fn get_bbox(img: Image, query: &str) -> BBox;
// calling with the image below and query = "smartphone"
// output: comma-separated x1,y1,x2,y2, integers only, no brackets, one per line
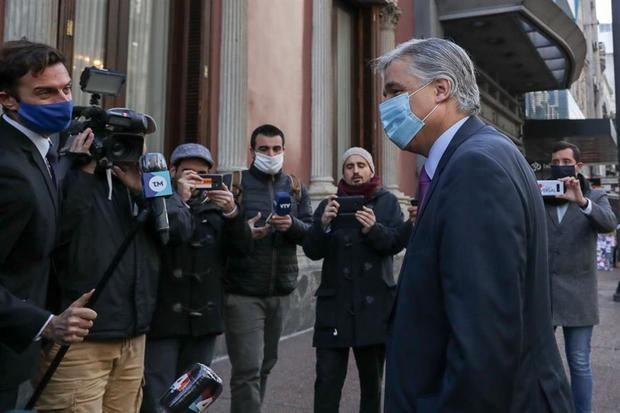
410,198,419,207
537,180,565,197
336,195,365,214
196,173,224,190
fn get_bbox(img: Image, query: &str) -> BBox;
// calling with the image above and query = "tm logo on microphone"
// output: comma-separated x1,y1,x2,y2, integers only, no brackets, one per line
142,171,173,198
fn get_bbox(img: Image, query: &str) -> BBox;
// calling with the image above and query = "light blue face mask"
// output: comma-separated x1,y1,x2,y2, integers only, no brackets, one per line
379,82,439,150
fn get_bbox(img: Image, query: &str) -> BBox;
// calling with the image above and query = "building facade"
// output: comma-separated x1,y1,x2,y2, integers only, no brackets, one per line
1,0,593,337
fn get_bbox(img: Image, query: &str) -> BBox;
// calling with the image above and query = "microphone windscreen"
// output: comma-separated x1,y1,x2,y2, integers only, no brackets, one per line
160,363,223,412
140,152,168,173
273,191,292,216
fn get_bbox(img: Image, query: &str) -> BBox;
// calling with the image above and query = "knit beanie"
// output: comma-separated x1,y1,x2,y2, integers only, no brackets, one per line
341,147,375,173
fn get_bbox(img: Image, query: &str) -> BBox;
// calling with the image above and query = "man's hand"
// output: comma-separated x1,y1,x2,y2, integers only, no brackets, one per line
557,176,587,207
209,184,237,217
42,290,98,345
112,163,142,194
248,212,271,239
321,196,340,227
70,128,96,174
176,170,203,202
356,206,376,234
407,205,418,222
271,214,292,232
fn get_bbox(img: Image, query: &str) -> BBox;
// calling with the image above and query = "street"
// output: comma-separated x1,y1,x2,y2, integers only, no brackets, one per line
209,269,620,412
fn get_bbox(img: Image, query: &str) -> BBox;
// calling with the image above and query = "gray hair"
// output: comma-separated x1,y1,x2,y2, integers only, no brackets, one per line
373,38,480,115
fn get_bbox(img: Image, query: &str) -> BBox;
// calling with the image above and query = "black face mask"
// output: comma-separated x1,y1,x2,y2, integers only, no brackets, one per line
550,165,576,180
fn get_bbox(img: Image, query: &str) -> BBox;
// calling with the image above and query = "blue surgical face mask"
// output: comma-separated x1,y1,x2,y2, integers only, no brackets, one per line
379,82,439,150
17,100,73,135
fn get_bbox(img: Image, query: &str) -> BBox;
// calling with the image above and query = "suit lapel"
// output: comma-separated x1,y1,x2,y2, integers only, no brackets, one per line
559,203,580,227
25,148,58,211
546,205,559,228
2,119,59,211
411,116,487,239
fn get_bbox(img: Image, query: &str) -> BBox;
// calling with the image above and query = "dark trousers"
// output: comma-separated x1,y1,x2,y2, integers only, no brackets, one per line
140,334,218,413
314,344,385,413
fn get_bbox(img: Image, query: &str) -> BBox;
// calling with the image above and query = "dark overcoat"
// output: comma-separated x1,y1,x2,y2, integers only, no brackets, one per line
304,188,410,348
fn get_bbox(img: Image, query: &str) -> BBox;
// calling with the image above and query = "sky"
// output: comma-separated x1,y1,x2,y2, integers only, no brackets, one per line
597,0,612,24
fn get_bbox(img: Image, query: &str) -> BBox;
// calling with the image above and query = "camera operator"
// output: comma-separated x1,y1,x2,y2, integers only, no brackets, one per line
303,147,410,413
0,40,98,411
34,129,192,412
140,143,252,413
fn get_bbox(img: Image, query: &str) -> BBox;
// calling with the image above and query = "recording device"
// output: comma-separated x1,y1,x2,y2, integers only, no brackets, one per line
273,192,292,216
160,363,223,412
337,195,365,214
537,180,565,197
68,66,156,167
140,153,173,245
196,174,224,190
332,195,365,230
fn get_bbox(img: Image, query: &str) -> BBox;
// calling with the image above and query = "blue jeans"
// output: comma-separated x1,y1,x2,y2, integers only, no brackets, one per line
562,326,594,413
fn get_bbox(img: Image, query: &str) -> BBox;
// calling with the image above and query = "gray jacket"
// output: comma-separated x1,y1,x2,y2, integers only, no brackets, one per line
546,184,616,326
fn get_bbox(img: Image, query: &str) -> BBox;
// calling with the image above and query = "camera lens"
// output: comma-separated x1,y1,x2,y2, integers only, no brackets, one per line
110,140,128,158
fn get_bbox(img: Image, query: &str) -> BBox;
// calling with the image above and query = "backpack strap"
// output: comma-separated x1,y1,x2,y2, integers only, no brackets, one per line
231,170,244,204
289,174,302,203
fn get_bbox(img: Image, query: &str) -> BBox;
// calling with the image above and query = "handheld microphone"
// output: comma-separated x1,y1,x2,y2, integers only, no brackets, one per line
159,363,223,413
273,192,292,216
140,153,173,245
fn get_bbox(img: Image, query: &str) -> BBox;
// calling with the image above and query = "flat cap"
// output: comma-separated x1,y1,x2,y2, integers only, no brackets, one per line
170,143,214,167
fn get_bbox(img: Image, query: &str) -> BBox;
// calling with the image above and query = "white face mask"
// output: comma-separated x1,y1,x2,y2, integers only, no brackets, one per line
254,152,284,175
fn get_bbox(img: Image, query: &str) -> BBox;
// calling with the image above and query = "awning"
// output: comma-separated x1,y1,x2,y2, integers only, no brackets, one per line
523,119,618,164
437,0,586,93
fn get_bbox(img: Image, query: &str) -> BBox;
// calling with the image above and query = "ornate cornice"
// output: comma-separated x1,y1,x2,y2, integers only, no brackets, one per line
379,1,402,31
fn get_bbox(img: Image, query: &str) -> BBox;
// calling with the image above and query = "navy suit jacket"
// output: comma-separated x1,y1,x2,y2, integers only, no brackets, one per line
384,116,574,413
0,117,57,387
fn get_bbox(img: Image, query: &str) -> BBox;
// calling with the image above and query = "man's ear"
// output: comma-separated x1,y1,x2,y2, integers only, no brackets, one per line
433,79,452,104
170,165,177,178
0,91,19,111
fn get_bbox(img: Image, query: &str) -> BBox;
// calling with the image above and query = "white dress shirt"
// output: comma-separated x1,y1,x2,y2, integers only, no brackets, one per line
423,116,470,179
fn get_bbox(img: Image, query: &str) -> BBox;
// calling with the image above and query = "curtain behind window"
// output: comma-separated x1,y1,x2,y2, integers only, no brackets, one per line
126,0,170,153
3,0,59,45
72,0,108,106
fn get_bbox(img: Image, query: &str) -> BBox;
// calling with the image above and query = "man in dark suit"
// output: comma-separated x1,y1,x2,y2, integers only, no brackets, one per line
0,40,97,411
374,37,574,412
544,141,616,413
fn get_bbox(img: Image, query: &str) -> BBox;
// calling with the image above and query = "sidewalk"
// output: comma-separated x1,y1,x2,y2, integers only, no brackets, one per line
209,269,620,413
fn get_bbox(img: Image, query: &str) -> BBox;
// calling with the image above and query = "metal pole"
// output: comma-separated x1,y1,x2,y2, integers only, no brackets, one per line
612,0,620,302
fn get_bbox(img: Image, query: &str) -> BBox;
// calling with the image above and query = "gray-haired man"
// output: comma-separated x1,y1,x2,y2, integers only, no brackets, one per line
375,37,574,412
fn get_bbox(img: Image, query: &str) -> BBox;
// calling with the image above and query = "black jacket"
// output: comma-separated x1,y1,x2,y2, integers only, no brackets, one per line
0,118,56,387
303,189,409,348
149,200,252,338
225,165,312,297
56,168,192,340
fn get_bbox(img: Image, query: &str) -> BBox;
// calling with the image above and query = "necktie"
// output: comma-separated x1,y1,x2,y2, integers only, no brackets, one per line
417,165,431,206
46,142,58,188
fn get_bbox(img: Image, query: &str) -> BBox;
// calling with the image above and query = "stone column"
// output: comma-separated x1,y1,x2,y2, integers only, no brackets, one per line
217,0,248,172
309,0,337,204
379,2,404,197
